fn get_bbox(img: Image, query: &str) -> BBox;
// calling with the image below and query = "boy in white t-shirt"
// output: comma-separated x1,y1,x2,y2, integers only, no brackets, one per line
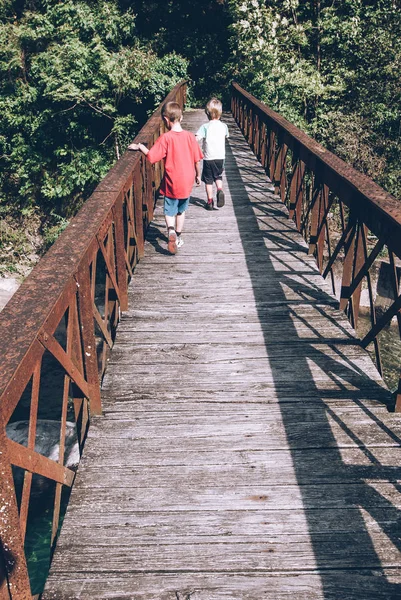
196,97,229,210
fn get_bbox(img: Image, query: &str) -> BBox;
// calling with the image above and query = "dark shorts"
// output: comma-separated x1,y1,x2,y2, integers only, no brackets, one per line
201,159,225,184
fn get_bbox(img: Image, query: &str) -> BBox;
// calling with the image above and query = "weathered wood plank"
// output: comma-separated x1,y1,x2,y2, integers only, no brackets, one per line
56,482,401,511
75,453,401,485
48,507,401,539
97,399,396,425
45,539,401,573
43,571,401,600
84,406,401,449
120,303,354,330
100,391,391,410
103,360,385,391
108,343,375,365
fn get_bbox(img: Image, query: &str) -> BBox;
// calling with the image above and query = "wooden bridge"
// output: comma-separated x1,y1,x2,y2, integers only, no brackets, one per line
1,82,401,599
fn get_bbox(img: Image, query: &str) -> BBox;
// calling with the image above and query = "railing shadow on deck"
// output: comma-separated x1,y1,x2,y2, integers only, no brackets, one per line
226,104,401,597
232,82,401,412
0,81,188,599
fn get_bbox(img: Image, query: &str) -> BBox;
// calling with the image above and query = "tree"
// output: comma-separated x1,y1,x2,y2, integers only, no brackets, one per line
0,0,188,218
226,0,401,199
126,0,232,103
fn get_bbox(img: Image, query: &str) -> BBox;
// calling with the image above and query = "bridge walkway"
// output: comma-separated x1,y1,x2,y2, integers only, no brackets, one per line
43,110,401,599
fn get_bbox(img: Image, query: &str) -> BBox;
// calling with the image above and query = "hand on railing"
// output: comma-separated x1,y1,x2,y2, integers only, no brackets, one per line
128,142,149,156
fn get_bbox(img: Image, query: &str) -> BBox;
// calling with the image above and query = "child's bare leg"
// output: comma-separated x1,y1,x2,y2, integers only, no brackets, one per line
165,215,176,230
176,211,185,234
216,179,225,208
205,183,214,210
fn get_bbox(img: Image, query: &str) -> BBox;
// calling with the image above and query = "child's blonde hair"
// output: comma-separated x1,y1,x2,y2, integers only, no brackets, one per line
205,97,222,120
162,101,182,123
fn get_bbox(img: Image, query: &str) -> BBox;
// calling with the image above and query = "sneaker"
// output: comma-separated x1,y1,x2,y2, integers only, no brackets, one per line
167,230,177,254
176,236,184,249
216,189,225,208
205,201,214,211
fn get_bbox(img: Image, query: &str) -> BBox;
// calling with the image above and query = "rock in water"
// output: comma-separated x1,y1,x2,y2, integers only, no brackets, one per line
6,419,80,470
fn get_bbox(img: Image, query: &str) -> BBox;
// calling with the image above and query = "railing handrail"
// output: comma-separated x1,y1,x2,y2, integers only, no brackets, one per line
232,82,401,258
0,80,188,403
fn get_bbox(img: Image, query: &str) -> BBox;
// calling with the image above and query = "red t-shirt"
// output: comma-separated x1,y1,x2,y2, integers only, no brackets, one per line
147,129,203,199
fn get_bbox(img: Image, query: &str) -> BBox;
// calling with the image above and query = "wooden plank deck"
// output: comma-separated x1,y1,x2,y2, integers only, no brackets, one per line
43,110,401,599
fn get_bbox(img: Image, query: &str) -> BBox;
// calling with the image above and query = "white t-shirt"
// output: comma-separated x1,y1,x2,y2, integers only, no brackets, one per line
196,120,229,160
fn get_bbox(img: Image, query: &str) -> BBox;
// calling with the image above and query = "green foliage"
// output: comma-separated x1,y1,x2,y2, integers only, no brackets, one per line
225,0,401,200
226,0,353,126
0,210,41,276
0,0,188,224
145,53,191,108
41,211,69,251
127,0,232,104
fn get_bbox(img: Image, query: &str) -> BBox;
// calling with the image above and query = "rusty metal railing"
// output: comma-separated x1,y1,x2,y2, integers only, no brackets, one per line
0,80,187,599
232,82,401,412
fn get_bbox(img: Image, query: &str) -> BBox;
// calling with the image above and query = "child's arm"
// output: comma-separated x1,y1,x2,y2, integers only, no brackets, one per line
127,142,149,156
195,124,206,141
195,161,201,186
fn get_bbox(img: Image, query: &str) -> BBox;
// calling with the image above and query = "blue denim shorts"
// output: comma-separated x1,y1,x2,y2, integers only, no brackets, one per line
164,196,189,217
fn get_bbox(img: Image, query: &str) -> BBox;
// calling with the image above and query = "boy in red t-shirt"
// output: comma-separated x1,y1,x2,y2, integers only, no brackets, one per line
128,101,203,254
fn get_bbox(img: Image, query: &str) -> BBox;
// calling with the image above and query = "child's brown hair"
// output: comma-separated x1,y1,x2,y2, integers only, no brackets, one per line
162,101,182,123
205,97,222,120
